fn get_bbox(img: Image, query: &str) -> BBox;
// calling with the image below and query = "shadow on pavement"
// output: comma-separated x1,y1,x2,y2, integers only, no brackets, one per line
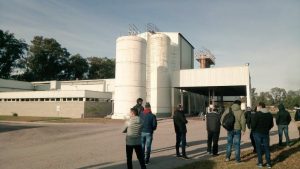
0,123,42,133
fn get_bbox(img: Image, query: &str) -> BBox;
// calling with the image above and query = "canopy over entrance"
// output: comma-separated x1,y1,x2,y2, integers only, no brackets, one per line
172,65,251,106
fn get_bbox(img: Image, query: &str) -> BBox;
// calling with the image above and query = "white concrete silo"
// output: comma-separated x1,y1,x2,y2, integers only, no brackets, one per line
112,36,147,119
149,33,171,117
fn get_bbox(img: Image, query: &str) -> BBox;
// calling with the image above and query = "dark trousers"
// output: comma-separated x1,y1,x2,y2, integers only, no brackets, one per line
250,130,256,152
207,131,220,154
126,145,146,169
175,132,187,156
253,132,271,165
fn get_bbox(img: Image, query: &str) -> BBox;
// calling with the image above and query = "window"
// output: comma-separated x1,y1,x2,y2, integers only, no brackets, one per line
30,98,34,101
56,98,60,101
40,98,45,101
67,98,72,101
63,98,67,101
79,98,83,101
73,98,78,101
50,98,55,101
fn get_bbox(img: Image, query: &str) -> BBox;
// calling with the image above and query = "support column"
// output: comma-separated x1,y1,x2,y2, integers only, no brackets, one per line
246,85,251,107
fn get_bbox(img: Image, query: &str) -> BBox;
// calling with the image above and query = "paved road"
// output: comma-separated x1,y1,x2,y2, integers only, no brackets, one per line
0,118,298,169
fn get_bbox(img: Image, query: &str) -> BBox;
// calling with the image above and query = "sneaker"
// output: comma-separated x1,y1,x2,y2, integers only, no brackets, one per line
176,154,182,158
257,163,263,168
145,161,150,165
267,164,272,168
225,158,230,162
212,154,219,157
181,155,190,160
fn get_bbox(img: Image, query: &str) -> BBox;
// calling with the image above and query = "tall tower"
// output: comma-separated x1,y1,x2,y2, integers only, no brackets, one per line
195,48,215,68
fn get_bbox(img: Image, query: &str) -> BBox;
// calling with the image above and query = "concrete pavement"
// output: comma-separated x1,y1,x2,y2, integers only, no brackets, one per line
0,118,299,169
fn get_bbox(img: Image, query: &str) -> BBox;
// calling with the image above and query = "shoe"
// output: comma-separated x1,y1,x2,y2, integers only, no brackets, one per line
225,158,230,162
267,164,272,168
181,155,190,159
207,151,212,155
176,154,182,158
145,161,150,165
257,163,263,168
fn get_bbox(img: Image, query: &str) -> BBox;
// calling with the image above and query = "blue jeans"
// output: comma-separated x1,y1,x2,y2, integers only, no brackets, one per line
278,125,290,145
141,132,153,162
253,132,271,165
226,130,241,162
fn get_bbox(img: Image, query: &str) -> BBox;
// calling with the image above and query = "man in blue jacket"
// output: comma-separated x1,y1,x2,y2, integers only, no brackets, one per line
140,102,157,165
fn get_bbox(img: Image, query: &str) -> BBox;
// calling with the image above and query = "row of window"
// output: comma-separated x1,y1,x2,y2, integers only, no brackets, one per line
0,98,108,102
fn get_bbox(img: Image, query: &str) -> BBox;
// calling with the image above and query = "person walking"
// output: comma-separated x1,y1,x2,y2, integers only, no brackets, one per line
244,107,257,153
295,104,300,140
134,98,144,116
173,104,189,159
140,102,157,165
251,102,274,168
123,108,146,169
206,107,221,156
275,103,291,146
221,100,246,163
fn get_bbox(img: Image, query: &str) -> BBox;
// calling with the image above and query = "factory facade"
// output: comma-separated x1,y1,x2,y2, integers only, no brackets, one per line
0,32,251,119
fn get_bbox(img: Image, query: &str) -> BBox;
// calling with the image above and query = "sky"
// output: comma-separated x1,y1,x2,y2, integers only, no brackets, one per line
0,0,299,91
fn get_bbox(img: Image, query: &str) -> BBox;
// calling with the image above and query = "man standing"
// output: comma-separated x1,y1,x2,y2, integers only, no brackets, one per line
206,107,221,156
173,104,189,159
123,108,146,169
221,100,246,163
276,103,291,146
251,102,274,168
134,98,144,116
244,107,256,153
140,102,157,165
295,104,300,140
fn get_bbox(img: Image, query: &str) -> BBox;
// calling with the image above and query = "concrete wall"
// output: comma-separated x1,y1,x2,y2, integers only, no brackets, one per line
0,79,33,92
0,101,112,118
0,102,85,118
84,102,112,118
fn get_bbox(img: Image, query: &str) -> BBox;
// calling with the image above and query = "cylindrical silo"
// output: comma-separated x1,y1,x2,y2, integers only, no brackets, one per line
112,36,147,119
149,33,171,116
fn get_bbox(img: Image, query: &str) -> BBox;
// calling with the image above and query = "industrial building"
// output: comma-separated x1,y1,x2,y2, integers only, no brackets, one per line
0,31,251,119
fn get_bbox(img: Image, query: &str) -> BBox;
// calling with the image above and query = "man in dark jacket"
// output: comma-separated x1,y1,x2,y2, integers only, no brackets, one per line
295,104,300,140
173,104,189,159
140,102,157,165
251,102,274,168
244,107,256,153
134,98,144,116
275,104,291,146
206,107,221,156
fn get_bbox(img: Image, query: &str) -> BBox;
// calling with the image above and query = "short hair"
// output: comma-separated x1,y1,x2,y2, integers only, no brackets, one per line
233,100,241,105
137,98,143,102
178,104,182,108
145,102,151,108
258,102,266,108
130,108,138,116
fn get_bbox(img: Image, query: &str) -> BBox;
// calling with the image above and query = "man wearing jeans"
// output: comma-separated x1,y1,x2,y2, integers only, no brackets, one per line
140,102,157,165
173,104,189,159
123,108,146,169
276,104,291,146
251,102,274,168
221,100,246,163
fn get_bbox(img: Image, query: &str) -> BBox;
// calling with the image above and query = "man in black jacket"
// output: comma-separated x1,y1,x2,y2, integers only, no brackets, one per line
276,104,291,146
244,107,256,153
295,104,300,140
206,107,221,156
134,98,144,116
173,104,189,159
251,102,274,168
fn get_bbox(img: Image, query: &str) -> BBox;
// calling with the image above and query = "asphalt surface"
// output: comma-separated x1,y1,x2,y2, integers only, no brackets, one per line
0,118,299,169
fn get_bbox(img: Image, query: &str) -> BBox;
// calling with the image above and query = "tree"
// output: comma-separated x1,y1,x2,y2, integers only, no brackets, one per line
68,54,89,80
26,36,70,81
0,30,28,79
88,57,115,79
270,87,287,105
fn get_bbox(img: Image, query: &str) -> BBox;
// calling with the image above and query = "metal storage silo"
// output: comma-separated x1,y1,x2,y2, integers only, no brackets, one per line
112,36,147,119
149,33,171,116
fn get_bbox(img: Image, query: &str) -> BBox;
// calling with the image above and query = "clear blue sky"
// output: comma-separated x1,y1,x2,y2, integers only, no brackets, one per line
0,0,299,91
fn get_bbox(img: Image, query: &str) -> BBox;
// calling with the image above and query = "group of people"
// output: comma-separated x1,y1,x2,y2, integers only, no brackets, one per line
123,98,157,169
123,98,300,169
